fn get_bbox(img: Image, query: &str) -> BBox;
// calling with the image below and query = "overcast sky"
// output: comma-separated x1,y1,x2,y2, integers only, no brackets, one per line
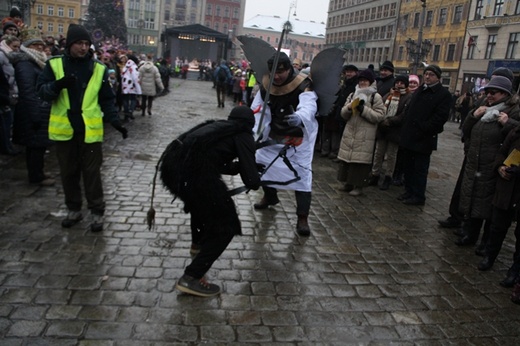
244,0,329,24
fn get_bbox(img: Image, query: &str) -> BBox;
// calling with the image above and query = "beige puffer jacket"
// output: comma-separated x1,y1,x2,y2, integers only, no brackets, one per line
337,84,385,164
138,61,163,96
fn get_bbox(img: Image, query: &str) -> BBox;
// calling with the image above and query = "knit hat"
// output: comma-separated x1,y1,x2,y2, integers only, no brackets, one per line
20,28,44,47
343,64,358,72
10,6,22,19
3,21,18,35
358,69,375,84
228,105,255,129
395,74,409,88
492,67,514,82
409,74,420,85
267,52,292,71
66,24,92,49
108,69,116,74
424,64,442,79
484,76,512,95
380,60,394,72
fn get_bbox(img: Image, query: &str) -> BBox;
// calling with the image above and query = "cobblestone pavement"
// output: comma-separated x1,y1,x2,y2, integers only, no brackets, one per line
1,79,519,345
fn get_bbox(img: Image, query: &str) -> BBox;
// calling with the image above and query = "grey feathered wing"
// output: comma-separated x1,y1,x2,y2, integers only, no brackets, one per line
237,35,276,83
310,47,346,116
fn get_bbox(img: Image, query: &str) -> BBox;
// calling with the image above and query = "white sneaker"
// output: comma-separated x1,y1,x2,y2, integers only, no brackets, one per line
349,187,363,196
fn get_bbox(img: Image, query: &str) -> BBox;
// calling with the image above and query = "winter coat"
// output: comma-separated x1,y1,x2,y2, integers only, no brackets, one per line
376,74,395,98
138,61,163,96
121,59,141,95
459,96,520,219
337,84,385,164
10,48,51,148
377,88,413,143
400,83,452,154
0,46,18,103
492,125,520,211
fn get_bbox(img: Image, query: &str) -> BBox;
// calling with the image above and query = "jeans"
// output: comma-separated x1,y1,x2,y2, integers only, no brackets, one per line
122,94,136,115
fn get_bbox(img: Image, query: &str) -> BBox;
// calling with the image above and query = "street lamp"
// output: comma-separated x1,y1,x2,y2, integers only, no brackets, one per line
406,0,431,74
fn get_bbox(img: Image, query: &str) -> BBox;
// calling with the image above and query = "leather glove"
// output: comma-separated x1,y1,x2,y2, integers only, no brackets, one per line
284,114,302,127
55,76,77,90
256,163,266,173
506,165,520,177
111,121,128,139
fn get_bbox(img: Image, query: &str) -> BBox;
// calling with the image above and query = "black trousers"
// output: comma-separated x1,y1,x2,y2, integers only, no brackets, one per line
485,207,520,274
55,136,105,215
448,157,466,222
141,95,154,112
263,186,312,215
216,83,226,105
402,148,431,202
26,146,46,183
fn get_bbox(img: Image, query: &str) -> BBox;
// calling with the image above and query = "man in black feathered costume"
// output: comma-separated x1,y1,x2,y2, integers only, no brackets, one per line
160,106,260,297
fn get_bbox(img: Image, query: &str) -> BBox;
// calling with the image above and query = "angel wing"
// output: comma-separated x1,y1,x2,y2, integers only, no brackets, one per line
310,48,346,116
237,35,276,83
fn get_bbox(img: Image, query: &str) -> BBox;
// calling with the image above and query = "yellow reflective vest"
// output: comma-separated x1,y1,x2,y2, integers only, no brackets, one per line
247,71,256,88
48,57,105,143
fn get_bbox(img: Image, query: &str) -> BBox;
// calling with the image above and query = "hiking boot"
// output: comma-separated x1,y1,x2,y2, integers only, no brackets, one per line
367,174,379,186
88,214,103,233
61,211,83,228
379,176,392,190
176,274,221,297
254,195,280,210
296,214,311,236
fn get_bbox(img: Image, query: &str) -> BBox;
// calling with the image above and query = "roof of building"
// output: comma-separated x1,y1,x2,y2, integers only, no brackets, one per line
244,15,325,38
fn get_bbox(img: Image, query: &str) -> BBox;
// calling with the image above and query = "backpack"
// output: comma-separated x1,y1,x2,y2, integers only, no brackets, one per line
217,67,227,84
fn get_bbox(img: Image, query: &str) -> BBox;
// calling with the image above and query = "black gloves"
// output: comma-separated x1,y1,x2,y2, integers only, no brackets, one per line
356,99,365,114
55,76,76,90
506,165,520,177
111,121,128,139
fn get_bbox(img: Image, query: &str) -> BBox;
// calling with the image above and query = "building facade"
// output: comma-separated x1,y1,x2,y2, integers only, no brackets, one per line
242,15,326,65
28,0,82,38
326,0,399,70
392,0,469,91
458,0,520,94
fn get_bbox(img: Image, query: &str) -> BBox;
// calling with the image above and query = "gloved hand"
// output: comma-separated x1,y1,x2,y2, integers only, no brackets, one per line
55,76,77,90
356,99,365,115
284,114,302,127
256,163,266,173
111,121,128,139
506,165,520,177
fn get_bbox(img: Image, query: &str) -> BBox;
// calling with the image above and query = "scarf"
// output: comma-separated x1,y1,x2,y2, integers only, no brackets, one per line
0,40,14,54
20,45,47,69
480,103,508,123
384,87,407,118
352,84,377,104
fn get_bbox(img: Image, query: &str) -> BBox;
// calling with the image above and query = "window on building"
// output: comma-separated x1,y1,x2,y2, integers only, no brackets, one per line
216,5,221,17
387,25,393,39
376,5,382,19
397,46,404,60
233,8,239,19
453,5,463,23
475,0,484,19
516,0,520,15
485,34,497,59
207,4,212,15
506,32,519,59
401,14,408,31
36,4,43,15
48,22,54,32
467,36,478,59
58,7,64,17
425,10,433,26
48,5,54,16
224,6,229,18
438,8,447,25
446,44,456,61
37,21,43,30
192,0,197,7
214,23,219,31
68,8,74,18
164,10,170,21
413,12,420,28
432,45,441,61
390,3,396,16
383,4,389,17
493,0,504,16
58,24,63,33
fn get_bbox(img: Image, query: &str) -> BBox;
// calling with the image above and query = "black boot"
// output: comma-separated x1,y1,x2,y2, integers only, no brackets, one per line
500,270,519,287
478,255,496,271
254,186,279,210
379,176,392,190
296,213,311,236
455,218,480,246
368,174,379,186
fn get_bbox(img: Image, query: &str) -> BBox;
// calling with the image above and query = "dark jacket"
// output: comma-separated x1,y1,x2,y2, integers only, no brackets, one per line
400,83,452,154
460,96,520,219
10,50,52,148
376,74,395,98
0,69,9,107
492,126,520,211
36,50,119,134
377,88,413,143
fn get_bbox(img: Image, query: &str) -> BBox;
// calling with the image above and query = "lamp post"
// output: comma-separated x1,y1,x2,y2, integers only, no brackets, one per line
406,0,431,75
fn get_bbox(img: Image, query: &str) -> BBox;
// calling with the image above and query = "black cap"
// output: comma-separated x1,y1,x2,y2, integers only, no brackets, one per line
424,64,442,79
395,74,409,88
66,24,92,49
9,6,22,18
380,60,394,72
358,69,375,84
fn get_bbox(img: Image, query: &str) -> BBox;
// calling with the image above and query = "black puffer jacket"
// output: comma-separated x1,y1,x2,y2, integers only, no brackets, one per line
459,96,520,219
10,49,52,148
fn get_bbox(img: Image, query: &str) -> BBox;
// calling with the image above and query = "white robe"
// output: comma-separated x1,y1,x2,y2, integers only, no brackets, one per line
251,90,318,192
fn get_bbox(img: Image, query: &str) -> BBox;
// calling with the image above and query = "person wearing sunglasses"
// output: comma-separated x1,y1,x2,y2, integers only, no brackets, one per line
455,76,520,255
